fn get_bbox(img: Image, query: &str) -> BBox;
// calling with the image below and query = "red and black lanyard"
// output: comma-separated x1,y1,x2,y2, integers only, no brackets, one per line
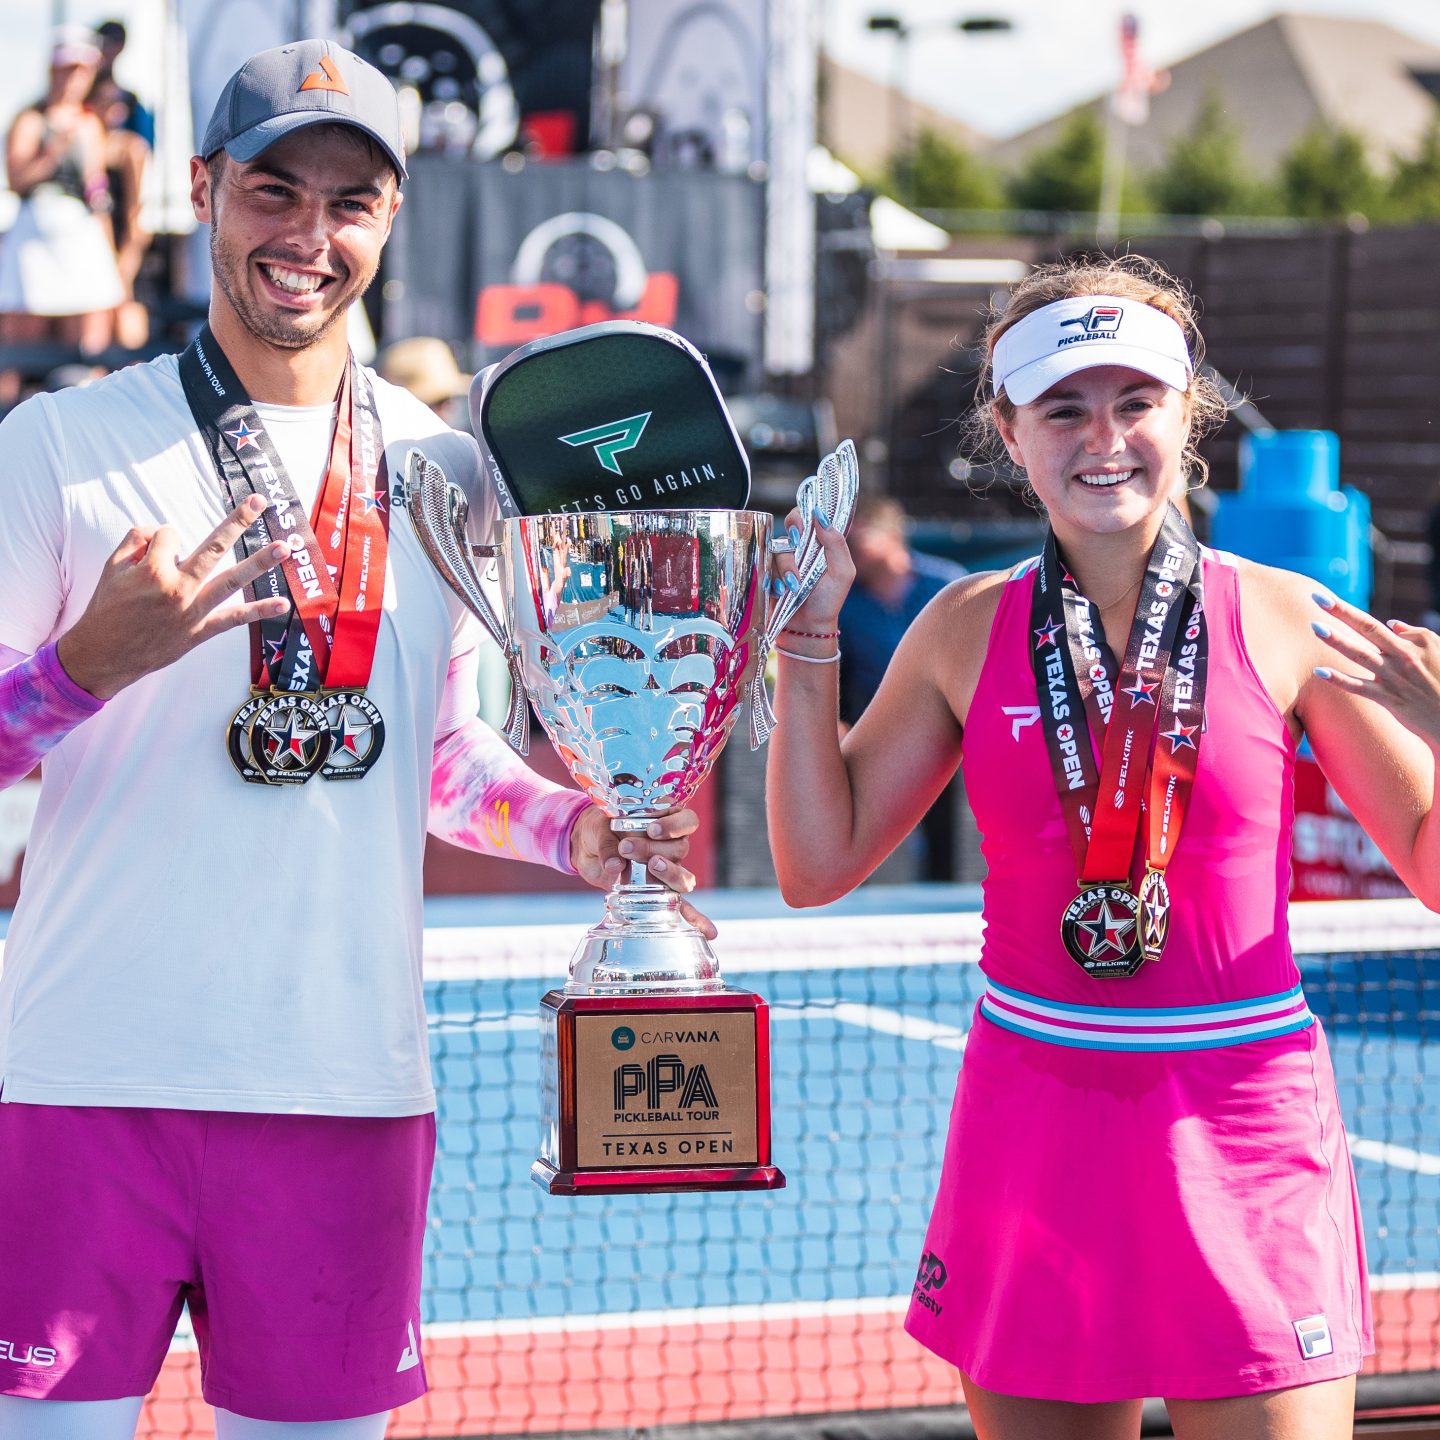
1028,505,1208,975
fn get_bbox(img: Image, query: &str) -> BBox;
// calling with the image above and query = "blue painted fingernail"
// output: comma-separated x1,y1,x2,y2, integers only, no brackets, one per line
1313,591,1335,609
785,572,801,593
1311,621,1331,639
773,577,788,597
788,525,801,547
1315,666,1333,679
816,509,832,528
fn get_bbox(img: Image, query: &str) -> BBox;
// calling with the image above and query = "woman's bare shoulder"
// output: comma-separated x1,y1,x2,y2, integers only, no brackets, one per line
915,567,1011,636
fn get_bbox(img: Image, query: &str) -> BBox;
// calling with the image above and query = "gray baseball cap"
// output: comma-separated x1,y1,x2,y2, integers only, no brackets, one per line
201,39,407,180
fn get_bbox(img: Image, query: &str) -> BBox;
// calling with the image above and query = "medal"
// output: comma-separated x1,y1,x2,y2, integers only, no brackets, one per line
247,692,330,785
1060,884,1144,977
182,329,392,787
226,691,272,785
1137,868,1171,963
320,690,386,780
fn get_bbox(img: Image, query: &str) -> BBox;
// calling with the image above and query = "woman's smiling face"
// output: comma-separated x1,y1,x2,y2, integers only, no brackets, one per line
996,364,1192,538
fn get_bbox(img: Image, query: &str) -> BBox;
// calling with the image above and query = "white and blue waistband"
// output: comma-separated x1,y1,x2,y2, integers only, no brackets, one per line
980,979,1316,1052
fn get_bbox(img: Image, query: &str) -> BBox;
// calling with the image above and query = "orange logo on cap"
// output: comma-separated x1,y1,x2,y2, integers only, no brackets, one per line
299,55,348,94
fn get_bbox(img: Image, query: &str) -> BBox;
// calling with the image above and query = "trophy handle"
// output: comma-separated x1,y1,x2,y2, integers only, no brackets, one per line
746,439,860,750
401,448,531,754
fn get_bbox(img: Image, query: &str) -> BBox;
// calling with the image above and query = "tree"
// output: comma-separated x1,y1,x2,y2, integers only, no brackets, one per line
1149,92,1258,215
886,126,1003,212
1279,125,1381,219
1006,110,1118,215
1388,116,1440,221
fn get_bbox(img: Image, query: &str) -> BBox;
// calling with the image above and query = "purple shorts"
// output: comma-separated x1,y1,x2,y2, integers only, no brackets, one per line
0,1100,435,1422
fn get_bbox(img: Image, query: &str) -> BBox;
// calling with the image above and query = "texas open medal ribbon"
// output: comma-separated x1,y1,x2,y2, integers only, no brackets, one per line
1030,505,1206,977
179,327,389,784
314,362,390,781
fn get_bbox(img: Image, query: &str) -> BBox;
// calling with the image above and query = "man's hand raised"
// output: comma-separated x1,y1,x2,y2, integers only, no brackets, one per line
56,495,293,700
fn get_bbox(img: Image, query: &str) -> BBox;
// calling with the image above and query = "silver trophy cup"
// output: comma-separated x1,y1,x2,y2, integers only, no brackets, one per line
405,442,858,1192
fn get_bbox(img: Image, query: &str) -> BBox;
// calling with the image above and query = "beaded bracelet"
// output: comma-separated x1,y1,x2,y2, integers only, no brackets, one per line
782,627,839,640
775,645,841,665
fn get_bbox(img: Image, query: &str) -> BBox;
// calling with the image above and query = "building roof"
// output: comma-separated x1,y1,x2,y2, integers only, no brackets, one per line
987,12,1440,177
819,54,990,176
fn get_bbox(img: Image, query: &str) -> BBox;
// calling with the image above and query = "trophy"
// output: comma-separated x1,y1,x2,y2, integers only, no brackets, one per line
405,321,858,1194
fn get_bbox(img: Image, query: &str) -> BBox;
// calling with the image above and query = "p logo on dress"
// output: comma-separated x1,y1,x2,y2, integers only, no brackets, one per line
1293,1314,1334,1359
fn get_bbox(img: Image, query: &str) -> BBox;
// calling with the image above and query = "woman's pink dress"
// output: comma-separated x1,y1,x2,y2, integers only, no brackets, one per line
903,551,1373,1400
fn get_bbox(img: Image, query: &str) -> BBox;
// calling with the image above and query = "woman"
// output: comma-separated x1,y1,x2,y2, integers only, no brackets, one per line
767,255,1440,1439
0,27,126,396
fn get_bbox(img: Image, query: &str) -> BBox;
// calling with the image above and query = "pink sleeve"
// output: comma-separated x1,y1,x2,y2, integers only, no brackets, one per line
429,648,591,874
0,642,105,788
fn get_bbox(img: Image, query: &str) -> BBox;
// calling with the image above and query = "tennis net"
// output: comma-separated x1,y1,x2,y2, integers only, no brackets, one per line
122,895,1439,1437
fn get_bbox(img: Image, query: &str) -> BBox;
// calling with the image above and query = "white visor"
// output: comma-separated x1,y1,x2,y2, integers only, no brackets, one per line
992,295,1193,405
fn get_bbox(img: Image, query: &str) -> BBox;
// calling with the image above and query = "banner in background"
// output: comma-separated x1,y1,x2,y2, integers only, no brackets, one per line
384,157,764,388
1290,753,1407,901
616,0,766,172
341,0,599,156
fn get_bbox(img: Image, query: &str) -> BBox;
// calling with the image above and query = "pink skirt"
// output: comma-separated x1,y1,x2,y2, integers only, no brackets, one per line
904,1005,1373,1400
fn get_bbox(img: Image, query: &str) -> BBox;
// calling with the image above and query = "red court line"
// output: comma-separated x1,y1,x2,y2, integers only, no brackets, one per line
138,1291,1440,1439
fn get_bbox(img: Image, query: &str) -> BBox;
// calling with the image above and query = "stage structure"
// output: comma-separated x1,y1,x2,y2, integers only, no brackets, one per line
337,0,819,385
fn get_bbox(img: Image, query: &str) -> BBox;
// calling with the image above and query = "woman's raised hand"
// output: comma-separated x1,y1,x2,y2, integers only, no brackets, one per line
772,507,856,634
1312,592,1440,750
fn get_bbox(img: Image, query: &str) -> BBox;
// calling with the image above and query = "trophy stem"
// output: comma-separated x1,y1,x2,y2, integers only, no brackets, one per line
565,879,725,995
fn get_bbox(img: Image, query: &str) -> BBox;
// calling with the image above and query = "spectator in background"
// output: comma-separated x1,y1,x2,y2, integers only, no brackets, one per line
94,22,155,147
838,494,965,880
378,335,473,430
88,20,153,350
0,28,125,404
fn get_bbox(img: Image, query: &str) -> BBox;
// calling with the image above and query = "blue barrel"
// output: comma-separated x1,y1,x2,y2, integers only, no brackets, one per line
1211,430,1371,609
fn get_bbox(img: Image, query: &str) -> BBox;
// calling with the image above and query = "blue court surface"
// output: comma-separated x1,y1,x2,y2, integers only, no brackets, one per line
417,890,1440,1351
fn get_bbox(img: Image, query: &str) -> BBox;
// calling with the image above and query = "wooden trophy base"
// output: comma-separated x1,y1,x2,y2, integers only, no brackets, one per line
534,988,785,1195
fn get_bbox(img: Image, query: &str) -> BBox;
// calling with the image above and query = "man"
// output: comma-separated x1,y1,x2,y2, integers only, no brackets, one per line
0,40,703,1440
838,496,965,881
93,21,155,146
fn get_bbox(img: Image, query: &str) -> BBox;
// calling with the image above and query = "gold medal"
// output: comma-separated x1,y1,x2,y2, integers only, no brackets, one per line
1137,868,1171,963
226,690,271,785
1060,883,1145,978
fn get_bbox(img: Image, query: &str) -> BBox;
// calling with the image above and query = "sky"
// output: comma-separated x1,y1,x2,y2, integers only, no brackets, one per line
5,0,1440,157
822,0,1440,139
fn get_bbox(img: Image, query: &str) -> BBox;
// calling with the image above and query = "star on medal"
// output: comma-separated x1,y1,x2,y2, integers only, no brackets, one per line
356,491,386,515
332,705,372,757
265,709,321,767
1122,676,1158,707
1077,898,1137,959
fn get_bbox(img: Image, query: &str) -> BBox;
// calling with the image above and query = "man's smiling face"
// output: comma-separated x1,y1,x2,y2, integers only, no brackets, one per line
194,124,401,354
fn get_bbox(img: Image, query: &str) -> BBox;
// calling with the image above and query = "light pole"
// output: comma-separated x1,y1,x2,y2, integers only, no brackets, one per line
865,14,1012,204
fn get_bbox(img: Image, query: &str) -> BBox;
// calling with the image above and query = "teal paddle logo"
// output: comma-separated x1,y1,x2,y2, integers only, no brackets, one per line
558,412,652,475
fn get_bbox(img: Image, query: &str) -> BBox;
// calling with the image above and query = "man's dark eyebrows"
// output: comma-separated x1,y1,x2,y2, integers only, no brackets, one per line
241,162,384,200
